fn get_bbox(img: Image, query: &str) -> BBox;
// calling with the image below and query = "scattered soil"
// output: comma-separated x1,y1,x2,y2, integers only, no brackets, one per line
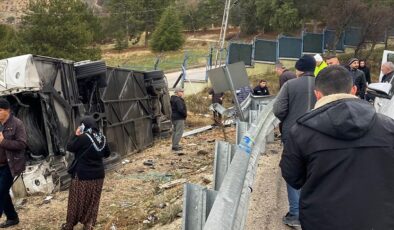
6,117,235,230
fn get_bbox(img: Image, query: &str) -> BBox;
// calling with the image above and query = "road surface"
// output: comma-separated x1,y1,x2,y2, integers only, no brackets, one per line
246,142,300,230
165,67,208,88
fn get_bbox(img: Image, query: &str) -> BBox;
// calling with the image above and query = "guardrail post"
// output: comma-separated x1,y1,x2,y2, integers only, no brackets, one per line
213,141,236,191
249,110,259,124
266,130,275,143
182,183,218,230
236,121,248,145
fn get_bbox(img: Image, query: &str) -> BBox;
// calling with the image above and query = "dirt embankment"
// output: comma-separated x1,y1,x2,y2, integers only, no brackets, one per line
6,122,235,230
6,123,300,230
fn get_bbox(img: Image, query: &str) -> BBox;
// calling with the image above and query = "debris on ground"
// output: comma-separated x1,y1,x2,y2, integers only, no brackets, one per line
15,198,27,206
122,159,131,164
175,151,185,156
159,179,187,190
42,195,53,204
143,159,155,166
202,175,213,184
197,149,209,155
110,223,117,230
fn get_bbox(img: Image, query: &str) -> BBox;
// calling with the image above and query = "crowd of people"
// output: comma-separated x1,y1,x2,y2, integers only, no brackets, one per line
273,54,394,229
192,53,394,229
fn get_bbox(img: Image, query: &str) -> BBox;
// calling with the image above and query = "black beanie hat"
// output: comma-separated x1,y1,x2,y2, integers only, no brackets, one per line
0,98,10,110
295,55,316,72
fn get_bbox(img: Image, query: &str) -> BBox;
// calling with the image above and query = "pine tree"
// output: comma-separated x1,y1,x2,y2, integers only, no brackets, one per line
150,7,185,52
105,0,141,49
270,1,300,34
240,0,258,35
0,24,19,59
105,0,174,48
19,0,101,61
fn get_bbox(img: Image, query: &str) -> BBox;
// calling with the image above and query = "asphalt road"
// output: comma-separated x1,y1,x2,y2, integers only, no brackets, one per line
165,67,208,88
246,142,300,230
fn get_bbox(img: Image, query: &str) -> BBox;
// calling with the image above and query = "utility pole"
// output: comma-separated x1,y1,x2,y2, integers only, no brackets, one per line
214,0,232,67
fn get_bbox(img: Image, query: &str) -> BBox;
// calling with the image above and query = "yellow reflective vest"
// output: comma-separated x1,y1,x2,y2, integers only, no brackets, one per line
314,61,328,77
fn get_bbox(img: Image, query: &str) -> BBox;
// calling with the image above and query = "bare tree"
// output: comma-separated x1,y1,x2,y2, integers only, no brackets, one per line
354,4,392,58
322,0,365,53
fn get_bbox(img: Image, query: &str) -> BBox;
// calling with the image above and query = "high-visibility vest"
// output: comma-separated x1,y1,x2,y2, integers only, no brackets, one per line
314,61,328,77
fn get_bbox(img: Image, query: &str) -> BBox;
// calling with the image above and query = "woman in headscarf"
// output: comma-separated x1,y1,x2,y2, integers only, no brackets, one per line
62,116,110,230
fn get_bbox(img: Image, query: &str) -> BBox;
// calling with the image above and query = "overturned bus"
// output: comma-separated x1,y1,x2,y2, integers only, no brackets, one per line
0,54,172,195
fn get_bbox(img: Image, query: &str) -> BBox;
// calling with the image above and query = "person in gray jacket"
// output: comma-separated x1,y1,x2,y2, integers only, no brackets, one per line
273,55,317,227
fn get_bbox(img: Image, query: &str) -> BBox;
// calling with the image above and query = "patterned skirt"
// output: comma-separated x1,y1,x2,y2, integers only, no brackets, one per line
62,178,104,230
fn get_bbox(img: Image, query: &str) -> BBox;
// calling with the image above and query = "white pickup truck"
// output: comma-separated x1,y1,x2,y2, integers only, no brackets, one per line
367,50,394,119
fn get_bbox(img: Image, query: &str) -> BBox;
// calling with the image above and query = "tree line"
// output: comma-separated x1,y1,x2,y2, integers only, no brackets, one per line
0,0,184,60
1,0,394,61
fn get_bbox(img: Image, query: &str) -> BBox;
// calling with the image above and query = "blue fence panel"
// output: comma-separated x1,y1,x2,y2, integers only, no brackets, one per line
324,29,345,51
303,32,323,54
227,43,253,66
253,39,278,63
388,28,394,37
344,27,362,47
278,36,302,59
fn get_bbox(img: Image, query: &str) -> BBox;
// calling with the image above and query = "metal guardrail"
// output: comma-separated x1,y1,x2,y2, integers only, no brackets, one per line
182,95,279,230
213,141,236,191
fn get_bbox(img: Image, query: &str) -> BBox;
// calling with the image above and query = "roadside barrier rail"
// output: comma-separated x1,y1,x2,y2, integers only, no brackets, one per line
182,95,279,230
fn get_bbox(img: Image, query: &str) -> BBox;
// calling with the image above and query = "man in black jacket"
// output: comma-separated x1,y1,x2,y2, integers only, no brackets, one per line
347,58,367,99
280,65,394,230
253,80,270,96
170,88,187,151
208,88,224,125
273,55,317,227
359,59,371,84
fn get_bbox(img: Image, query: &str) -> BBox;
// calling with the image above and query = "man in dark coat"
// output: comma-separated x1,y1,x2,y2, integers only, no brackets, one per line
208,88,224,125
273,55,317,227
0,98,26,228
346,58,367,99
275,62,296,137
253,80,270,96
359,59,371,84
280,65,394,230
275,63,296,89
381,61,394,83
170,88,187,151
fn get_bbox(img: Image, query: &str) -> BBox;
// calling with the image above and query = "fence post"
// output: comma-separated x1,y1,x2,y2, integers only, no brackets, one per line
213,141,236,191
